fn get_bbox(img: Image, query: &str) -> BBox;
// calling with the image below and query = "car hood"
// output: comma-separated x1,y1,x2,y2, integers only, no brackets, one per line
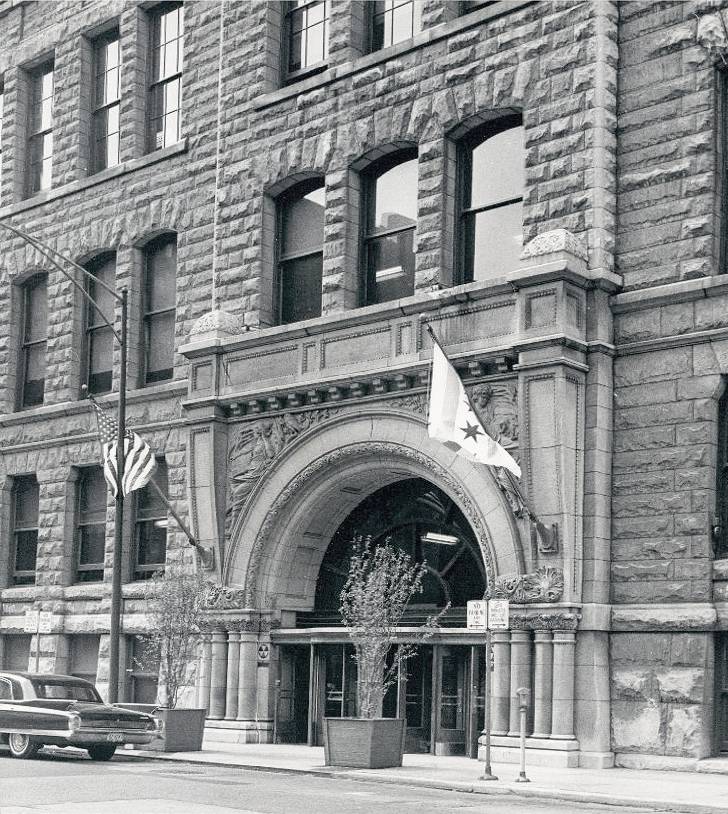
21,699,156,721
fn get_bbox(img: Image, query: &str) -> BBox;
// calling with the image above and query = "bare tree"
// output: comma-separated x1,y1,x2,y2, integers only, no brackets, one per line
141,564,208,709
340,537,446,719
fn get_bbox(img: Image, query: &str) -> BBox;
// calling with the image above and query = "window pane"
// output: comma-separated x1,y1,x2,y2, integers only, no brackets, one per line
146,241,177,310
137,522,167,566
469,126,524,209
79,468,107,521
70,636,99,682
15,529,38,572
468,201,523,281
88,257,116,323
24,278,47,342
79,525,106,567
280,253,322,324
306,22,326,65
24,343,46,401
15,479,39,527
146,311,175,381
282,186,325,255
138,462,167,519
4,636,31,670
372,158,417,233
368,228,415,303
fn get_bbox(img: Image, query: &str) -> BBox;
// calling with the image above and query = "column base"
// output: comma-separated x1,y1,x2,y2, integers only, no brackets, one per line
579,750,615,769
205,719,273,744
482,735,580,767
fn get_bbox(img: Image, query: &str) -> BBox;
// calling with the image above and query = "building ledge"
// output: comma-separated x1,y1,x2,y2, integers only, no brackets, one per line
0,140,187,218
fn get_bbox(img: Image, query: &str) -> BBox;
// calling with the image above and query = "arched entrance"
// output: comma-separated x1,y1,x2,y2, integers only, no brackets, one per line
275,476,490,756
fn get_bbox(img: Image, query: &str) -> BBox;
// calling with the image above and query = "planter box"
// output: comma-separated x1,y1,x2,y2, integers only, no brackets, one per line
115,705,206,752
323,717,406,769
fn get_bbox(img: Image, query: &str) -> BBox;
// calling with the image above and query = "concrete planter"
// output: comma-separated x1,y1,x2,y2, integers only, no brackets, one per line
323,717,406,768
151,708,207,752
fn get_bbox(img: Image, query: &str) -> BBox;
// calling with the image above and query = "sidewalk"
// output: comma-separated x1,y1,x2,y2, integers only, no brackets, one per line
123,740,728,814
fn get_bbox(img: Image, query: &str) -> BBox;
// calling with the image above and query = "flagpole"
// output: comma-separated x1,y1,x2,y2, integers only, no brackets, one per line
108,288,127,704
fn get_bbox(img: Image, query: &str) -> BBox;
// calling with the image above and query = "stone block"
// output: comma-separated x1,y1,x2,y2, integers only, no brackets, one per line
614,348,692,387
611,701,663,753
664,705,702,756
611,633,671,664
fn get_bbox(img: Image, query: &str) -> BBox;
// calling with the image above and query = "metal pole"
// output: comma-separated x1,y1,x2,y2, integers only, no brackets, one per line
34,611,40,673
481,629,497,780
515,687,530,783
107,288,128,704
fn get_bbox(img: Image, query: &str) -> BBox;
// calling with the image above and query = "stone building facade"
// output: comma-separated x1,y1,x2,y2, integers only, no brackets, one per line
0,0,727,770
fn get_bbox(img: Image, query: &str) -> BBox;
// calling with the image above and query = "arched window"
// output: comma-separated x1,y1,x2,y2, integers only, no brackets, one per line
362,150,418,305
19,273,47,408
277,179,325,324
142,234,177,385
314,478,485,615
82,252,115,395
458,117,524,283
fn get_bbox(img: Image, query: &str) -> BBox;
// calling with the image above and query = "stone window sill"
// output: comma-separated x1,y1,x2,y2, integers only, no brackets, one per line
0,140,188,219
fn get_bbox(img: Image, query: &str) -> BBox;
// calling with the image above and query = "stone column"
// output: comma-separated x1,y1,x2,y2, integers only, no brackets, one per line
532,630,553,738
551,630,576,739
209,629,228,720
508,630,532,735
197,632,213,712
237,632,258,721
225,630,241,720
491,630,511,736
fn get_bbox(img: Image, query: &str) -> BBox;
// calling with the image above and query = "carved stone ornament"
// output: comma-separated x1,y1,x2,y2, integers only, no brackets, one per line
509,613,579,631
486,567,564,603
189,309,244,339
468,382,518,447
520,229,588,262
696,11,728,66
204,582,246,610
226,408,340,534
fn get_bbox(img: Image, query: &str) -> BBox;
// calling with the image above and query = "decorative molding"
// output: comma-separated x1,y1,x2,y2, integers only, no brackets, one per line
225,408,341,534
468,381,518,446
520,229,588,262
509,612,579,631
416,298,515,351
487,567,564,603
204,583,246,610
244,442,504,606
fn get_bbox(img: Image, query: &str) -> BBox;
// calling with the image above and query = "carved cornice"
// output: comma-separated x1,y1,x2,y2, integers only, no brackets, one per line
204,582,246,610
486,567,564,603
509,612,579,631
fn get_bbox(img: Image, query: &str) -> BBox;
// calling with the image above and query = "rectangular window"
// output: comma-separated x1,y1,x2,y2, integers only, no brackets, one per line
19,275,47,408
91,32,121,173
27,62,54,195
148,3,183,152
134,459,167,579
284,1,328,80
83,254,115,395
143,236,176,384
12,476,39,586
127,635,159,703
76,467,107,583
69,635,100,684
371,1,422,51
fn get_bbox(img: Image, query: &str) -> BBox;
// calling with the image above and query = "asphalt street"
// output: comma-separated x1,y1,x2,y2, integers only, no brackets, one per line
0,750,694,814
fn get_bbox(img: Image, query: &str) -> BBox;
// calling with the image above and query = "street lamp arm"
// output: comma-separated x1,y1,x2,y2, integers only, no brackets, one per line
0,220,123,345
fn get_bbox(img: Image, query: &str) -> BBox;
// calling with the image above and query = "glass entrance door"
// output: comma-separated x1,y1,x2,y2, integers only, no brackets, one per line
403,647,432,753
435,645,468,755
313,643,357,746
275,645,310,744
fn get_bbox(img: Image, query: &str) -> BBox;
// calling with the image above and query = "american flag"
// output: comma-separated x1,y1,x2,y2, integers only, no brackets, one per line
91,399,156,498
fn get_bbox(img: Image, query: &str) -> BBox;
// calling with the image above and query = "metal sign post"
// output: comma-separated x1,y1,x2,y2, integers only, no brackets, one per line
467,600,498,781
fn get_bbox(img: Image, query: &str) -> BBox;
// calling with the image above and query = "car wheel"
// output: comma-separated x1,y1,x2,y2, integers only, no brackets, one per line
8,733,40,759
87,744,116,761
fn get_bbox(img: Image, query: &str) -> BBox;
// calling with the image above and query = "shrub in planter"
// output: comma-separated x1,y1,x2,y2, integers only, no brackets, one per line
136,563,208,752
324,537,445,768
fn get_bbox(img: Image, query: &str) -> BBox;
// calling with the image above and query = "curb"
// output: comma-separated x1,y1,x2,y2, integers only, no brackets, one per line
121,752,724,814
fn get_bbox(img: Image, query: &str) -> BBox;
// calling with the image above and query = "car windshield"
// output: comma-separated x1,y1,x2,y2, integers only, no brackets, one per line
31,681,101,702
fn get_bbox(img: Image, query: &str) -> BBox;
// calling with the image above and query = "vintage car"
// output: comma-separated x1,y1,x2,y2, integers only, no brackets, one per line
0,671,161,760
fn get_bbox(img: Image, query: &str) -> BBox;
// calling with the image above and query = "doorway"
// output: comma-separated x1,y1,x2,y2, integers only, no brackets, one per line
717,633,728,753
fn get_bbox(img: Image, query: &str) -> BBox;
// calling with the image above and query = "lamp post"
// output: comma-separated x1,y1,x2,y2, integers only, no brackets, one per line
0,220,127,703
